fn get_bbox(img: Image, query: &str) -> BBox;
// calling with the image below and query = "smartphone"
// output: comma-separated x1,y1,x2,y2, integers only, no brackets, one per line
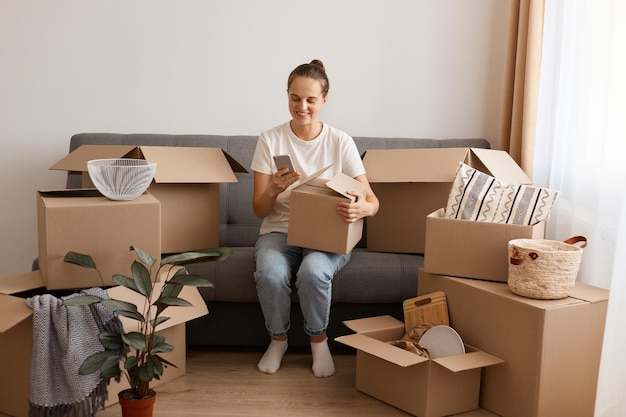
273,154,295,173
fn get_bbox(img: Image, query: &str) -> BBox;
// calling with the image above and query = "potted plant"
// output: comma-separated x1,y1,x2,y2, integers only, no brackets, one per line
62,245,231,416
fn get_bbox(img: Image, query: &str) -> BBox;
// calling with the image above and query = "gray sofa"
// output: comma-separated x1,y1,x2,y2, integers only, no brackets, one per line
61,133,490,348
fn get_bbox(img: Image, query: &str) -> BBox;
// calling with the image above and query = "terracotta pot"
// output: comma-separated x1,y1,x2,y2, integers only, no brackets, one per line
118,389,157,417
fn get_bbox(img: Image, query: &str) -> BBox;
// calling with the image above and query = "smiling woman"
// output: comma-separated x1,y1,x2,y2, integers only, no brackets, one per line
250,59,380,378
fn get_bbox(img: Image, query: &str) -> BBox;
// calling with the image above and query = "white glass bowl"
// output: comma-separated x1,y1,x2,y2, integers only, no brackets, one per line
87,158,156,201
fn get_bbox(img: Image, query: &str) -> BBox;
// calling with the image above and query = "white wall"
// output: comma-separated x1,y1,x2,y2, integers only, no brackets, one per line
0,0,511,276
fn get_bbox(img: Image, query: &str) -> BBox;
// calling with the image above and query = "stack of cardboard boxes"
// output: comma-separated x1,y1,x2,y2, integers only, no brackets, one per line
334,148,609,417
0,145,246,417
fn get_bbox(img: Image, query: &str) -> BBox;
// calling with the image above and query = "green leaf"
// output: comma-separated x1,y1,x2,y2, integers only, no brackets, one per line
138,362,156,382
112,274,138,292
79,350,117,375
161,247,233,266
161,281,183,299
61,295,103,306
155,354,178,369
152,341,174,354
122,332,148,351
131,260,152,298
158,296,192,308
115,309,145,322
64,251,97,269
167,273,214,288
151,316,171,328
98,331,124,350
100,299,144,323
124,356,139,370
146,354,164,376
128,367,140,389
131,246,156,268
100,355,123,379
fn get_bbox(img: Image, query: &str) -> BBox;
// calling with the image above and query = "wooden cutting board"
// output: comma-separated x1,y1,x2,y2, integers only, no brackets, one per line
403,291,450,332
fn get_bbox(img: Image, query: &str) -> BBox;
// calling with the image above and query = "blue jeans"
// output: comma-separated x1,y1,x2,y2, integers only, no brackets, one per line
254,232,352,337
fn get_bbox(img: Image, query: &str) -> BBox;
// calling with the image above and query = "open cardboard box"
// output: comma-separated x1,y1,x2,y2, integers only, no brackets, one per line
288,166,366,254
37,190,161,290
336,315,502,417
418,270,609,417
362,147,531,254
423,208,545,282
50,144,247,253
0,269,208,417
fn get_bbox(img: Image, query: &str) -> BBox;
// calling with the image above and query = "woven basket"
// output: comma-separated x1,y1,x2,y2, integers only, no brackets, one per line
508,236,587,299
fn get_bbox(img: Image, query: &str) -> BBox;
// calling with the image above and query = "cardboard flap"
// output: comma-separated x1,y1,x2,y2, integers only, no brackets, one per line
0,295,33,333
298,165,333,186
433,349,504,372
0,271,44,333
469,148,531,184
0,271,46,295
106,277,208,332
363,148,469,183
140,146,238,184
342,315,404,333
49,145,137,171
341,315,406,342
325,172,367,201
223,152,249,174
335,333,429,367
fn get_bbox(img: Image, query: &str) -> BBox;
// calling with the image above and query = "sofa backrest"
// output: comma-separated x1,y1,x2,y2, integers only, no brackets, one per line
66,133,490,248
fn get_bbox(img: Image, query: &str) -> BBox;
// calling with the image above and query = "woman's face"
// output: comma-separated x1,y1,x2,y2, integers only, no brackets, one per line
288,76,327,128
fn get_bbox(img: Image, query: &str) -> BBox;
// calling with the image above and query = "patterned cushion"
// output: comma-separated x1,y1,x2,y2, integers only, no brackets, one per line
445,162,558,225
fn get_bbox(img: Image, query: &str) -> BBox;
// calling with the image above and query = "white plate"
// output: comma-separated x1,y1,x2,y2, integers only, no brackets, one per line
419,325,465,359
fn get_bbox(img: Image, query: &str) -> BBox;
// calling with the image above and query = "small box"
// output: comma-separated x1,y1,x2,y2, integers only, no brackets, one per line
37,190,162,289
336,315,502,417
50,145,247,253
423,208,545,282
288,167,366,254
0,269,208,416
363,147,531,254
418,270,609,417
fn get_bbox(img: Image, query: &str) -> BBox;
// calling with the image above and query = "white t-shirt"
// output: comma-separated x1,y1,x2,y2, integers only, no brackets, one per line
251,121,366,234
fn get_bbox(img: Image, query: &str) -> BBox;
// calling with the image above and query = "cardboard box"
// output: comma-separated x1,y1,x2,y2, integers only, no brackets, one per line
418,270,609,417
0,272,42,417
0,269,208,417
288,167,366,254
50,144,247,253
336,315,502,417
363,148,531,253
423,208,545,282
37,190,161,289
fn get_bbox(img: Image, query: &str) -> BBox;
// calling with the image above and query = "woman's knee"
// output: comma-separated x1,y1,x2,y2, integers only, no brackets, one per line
254,263,291,287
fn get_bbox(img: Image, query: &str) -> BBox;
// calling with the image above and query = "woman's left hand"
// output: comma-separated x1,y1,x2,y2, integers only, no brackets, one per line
337,191,372,223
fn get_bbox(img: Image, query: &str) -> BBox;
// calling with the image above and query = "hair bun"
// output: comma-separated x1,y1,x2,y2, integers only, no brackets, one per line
309,59,325,72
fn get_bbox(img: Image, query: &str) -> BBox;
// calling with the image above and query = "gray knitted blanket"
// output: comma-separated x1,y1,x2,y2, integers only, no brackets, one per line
26,287,124,417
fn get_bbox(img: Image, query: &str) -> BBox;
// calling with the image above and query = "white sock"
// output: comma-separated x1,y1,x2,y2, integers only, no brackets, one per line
311,338,335,378
257,339,288,374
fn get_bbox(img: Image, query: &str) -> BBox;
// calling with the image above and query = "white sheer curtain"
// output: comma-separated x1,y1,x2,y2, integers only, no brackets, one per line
533,1,626,416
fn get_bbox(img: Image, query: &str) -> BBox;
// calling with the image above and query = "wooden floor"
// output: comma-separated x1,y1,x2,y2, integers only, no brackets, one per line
92,346,497,417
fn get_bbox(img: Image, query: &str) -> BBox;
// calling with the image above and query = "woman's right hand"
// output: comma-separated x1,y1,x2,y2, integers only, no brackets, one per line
272,168,301,193
252,169,301,219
